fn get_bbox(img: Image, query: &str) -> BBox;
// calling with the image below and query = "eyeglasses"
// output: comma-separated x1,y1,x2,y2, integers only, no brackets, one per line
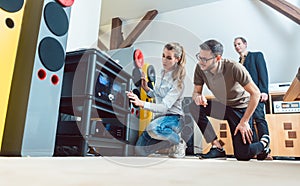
195,53,215,63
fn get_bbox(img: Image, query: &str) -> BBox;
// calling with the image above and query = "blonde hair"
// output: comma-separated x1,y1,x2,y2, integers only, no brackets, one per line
164,42,186,89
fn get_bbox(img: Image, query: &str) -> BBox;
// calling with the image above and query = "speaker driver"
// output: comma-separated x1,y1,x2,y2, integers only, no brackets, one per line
44,2,69,36
38,37,65,72
132,67,142,87
0,0,24,12
147,64,155,83
181,97,196,155
183,114,192,125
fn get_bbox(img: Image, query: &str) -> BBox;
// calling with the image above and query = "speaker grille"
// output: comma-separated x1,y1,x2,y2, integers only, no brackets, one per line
181,97,195,155
44,2,69,36
0,0,24,12
38,37,65,71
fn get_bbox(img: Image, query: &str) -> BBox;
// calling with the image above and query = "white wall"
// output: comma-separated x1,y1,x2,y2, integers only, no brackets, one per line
100,0,300,97
66,0,102,51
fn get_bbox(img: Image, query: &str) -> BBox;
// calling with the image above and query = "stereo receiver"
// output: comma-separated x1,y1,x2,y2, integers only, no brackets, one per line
273,101,300,114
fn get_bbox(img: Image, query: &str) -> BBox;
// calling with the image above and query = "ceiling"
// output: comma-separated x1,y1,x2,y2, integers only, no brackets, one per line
100,0,221,26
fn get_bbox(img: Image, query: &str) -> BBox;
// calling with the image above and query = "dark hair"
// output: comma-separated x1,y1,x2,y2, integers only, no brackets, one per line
200,39,223,56
234,36,247,44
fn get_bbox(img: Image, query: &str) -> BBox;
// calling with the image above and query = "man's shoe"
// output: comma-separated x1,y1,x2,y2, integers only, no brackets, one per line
257,134,271,160
265,153,273,160
253,153,273,160
200,147,226,159
257,148,273,160
168,139,186,158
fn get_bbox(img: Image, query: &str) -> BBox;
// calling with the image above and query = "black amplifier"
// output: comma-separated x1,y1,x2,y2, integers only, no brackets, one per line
60,48,131,117
90,118,125,140
94,72,126,108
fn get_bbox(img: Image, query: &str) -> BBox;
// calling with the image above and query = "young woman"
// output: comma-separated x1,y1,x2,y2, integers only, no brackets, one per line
127,42,187,158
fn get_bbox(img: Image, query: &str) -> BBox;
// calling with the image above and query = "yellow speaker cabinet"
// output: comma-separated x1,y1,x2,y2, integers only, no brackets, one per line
139,63,155,135
0,0,26,148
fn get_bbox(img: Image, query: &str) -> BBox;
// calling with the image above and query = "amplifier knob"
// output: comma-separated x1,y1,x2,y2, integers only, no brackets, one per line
108,94,114,101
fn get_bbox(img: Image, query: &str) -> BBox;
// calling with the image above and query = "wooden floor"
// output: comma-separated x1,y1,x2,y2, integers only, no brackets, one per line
1,156,300,186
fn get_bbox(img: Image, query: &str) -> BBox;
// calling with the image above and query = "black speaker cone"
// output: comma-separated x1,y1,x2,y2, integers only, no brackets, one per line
130,89,140,108
147,65,156,83
39,37,65,72
0,0,24,12
44,2,69,36
132,68,142,87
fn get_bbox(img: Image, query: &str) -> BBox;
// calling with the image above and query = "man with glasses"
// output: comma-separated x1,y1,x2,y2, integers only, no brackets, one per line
189,39,271,161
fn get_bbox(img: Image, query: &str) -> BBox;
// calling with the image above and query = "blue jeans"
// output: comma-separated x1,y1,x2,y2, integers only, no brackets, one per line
189,101,264,161
135,115,183,156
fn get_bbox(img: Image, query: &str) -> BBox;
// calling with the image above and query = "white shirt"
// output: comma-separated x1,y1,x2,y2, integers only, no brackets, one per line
143,69,184,117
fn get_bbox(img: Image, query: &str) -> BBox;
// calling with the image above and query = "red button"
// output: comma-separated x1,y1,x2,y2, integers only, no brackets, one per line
56,0,74,7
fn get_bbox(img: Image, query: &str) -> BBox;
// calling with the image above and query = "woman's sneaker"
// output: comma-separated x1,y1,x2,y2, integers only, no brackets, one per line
168,139,186,158
200,147,226,159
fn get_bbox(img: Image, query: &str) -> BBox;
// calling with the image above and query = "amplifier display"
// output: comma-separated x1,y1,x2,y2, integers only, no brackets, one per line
273,101,300,114
95,72,126,108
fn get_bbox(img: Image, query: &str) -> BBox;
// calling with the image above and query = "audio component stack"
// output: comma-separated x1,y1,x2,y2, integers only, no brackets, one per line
58,48,132,156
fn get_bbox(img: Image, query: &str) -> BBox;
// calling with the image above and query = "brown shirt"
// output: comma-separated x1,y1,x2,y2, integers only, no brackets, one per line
193,59,252,108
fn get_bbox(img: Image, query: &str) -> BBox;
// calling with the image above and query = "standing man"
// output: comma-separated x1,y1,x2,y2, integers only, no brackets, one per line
234,37,272,160
189,39,270,161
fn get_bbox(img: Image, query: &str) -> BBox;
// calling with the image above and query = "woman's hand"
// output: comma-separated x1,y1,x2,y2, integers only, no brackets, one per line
141,72,150,92
126,91,145,108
